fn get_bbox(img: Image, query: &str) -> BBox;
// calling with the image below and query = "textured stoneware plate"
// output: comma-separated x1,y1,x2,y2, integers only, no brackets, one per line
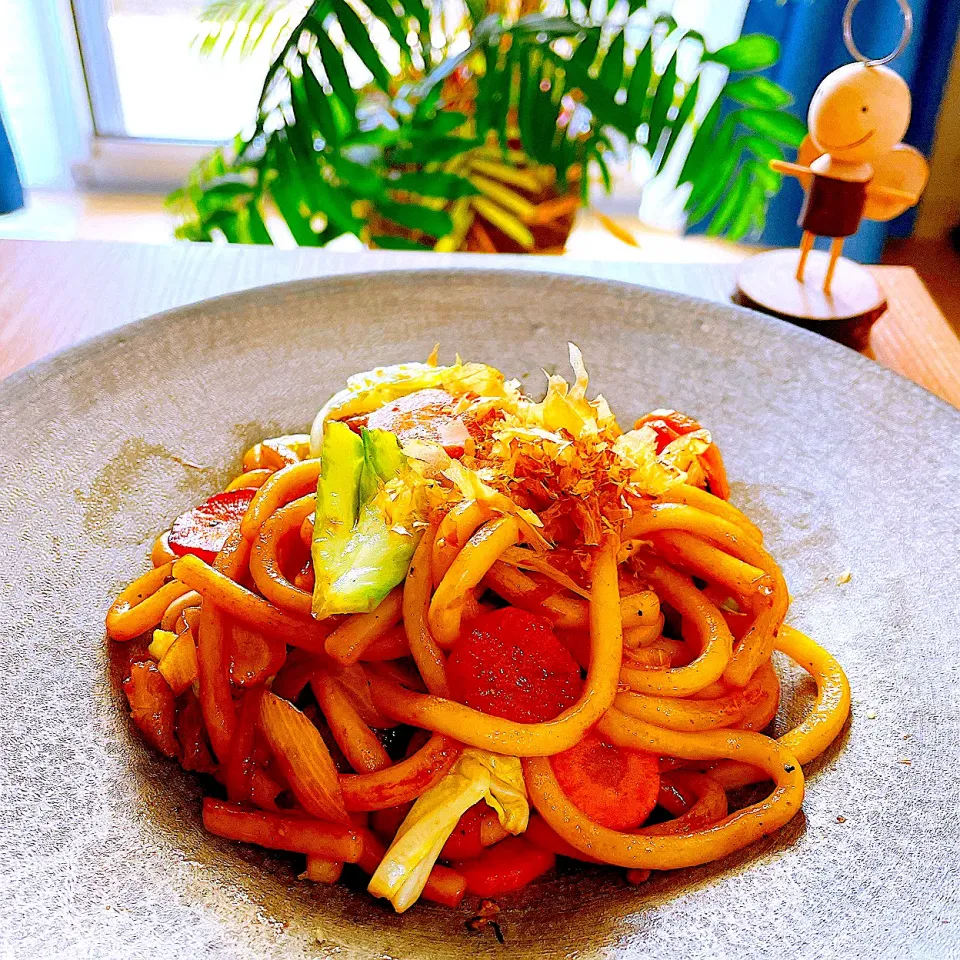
1,270,958,960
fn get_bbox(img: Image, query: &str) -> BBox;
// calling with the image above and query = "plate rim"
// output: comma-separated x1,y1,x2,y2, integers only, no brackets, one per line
2,268,957,425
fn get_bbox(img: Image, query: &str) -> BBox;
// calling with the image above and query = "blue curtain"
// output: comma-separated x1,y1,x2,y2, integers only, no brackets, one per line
0,110,24,215
738,0,960,263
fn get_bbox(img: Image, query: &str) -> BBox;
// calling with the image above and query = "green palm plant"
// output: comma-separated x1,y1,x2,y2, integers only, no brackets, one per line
169,0,805,250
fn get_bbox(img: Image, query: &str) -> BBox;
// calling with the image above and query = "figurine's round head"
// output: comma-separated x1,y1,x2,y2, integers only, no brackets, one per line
808,62,911,163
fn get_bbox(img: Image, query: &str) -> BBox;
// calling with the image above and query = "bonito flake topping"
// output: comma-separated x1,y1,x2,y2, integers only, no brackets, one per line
314,344,710,547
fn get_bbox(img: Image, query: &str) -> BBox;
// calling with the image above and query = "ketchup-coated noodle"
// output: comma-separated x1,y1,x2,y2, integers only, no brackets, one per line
107,352,850,913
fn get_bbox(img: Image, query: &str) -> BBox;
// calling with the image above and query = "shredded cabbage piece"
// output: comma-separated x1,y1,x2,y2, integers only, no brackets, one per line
311,422,428,617
612,427,684,495
659,429,712,486
367,749,529,913
496,546,592,600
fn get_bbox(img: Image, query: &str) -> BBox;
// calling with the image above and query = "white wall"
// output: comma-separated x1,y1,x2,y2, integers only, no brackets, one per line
0,0,91,187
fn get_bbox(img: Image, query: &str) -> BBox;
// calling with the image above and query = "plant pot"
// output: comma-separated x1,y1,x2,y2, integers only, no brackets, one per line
368,156,581,255
465,182,580,255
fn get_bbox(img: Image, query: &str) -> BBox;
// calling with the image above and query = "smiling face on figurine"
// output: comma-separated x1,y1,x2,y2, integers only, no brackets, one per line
807,62,911,164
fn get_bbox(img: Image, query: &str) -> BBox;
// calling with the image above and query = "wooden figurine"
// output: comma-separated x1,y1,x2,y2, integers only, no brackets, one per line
772,61,929,294
735,0,929,349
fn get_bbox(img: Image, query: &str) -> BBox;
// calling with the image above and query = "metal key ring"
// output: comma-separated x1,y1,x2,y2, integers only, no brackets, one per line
843,0,913,65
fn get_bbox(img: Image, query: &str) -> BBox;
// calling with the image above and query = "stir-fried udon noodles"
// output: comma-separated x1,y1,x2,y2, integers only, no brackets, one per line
107,346,850,912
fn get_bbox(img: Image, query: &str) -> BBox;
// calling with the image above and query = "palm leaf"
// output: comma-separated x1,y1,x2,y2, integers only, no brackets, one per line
372,234,433,250
735,107,806,147
414,15,499,98
752,162,782,193
646,49,677,157
472,196,535,249
469,174,537,220
625,36,652,127
390,135,483,165
390,170,479,198
725,75,794,110
195,177,255,218
283,103,364,234
179,0,794,248
590,0,609,23
310,174,365,232
686,117,737,220
726,167,765,241
194,0,308,58
598,29,625,94
555,48,634,132
706,164,750,236
704,34,780,71
469,159,542,192
289,67,325,143
305,18,358,114
464,0,486,28
569,30,600,74
412,111,469,139
360,0,408,51
494,46,516,153
331,0,391,90
532,60,564,167
376,198,454,237
689,150,738,225
238,204,274,243
591,141,612,192
328,152,384,195
267,136,323,244
516,46,540,162
677,94,721,187
740,134,784,164
473,43,497,134
656,73,698,173
307,59,356,144
513,14,588,37
241,4,283,56
395,0,428,35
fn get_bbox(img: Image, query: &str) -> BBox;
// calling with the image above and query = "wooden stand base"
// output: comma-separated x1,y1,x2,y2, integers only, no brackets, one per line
735,249,887,351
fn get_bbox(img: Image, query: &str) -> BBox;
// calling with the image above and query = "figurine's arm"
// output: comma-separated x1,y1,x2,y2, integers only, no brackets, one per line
769,160,811,178
866,183,918,204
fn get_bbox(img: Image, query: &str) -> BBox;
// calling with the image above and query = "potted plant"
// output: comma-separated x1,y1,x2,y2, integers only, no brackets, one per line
170,0,805,252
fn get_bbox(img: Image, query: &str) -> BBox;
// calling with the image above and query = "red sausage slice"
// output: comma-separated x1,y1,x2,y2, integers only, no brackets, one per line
168,488,257,564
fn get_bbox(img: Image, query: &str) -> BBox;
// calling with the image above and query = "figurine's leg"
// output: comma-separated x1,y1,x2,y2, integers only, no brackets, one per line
796,231,815,282
823,237,844,295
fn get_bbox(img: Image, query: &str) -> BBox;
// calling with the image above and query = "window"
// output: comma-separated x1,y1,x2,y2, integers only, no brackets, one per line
75,0,274,141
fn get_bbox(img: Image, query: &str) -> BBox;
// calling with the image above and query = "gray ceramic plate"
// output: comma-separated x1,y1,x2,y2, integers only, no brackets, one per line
1,270,958,960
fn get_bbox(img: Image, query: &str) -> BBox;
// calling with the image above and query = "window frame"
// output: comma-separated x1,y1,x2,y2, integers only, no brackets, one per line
71,0,126,138
64,0,220,188
72,136,213,190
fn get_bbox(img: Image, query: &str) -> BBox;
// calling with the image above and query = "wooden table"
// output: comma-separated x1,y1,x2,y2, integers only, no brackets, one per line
2,238,958,407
